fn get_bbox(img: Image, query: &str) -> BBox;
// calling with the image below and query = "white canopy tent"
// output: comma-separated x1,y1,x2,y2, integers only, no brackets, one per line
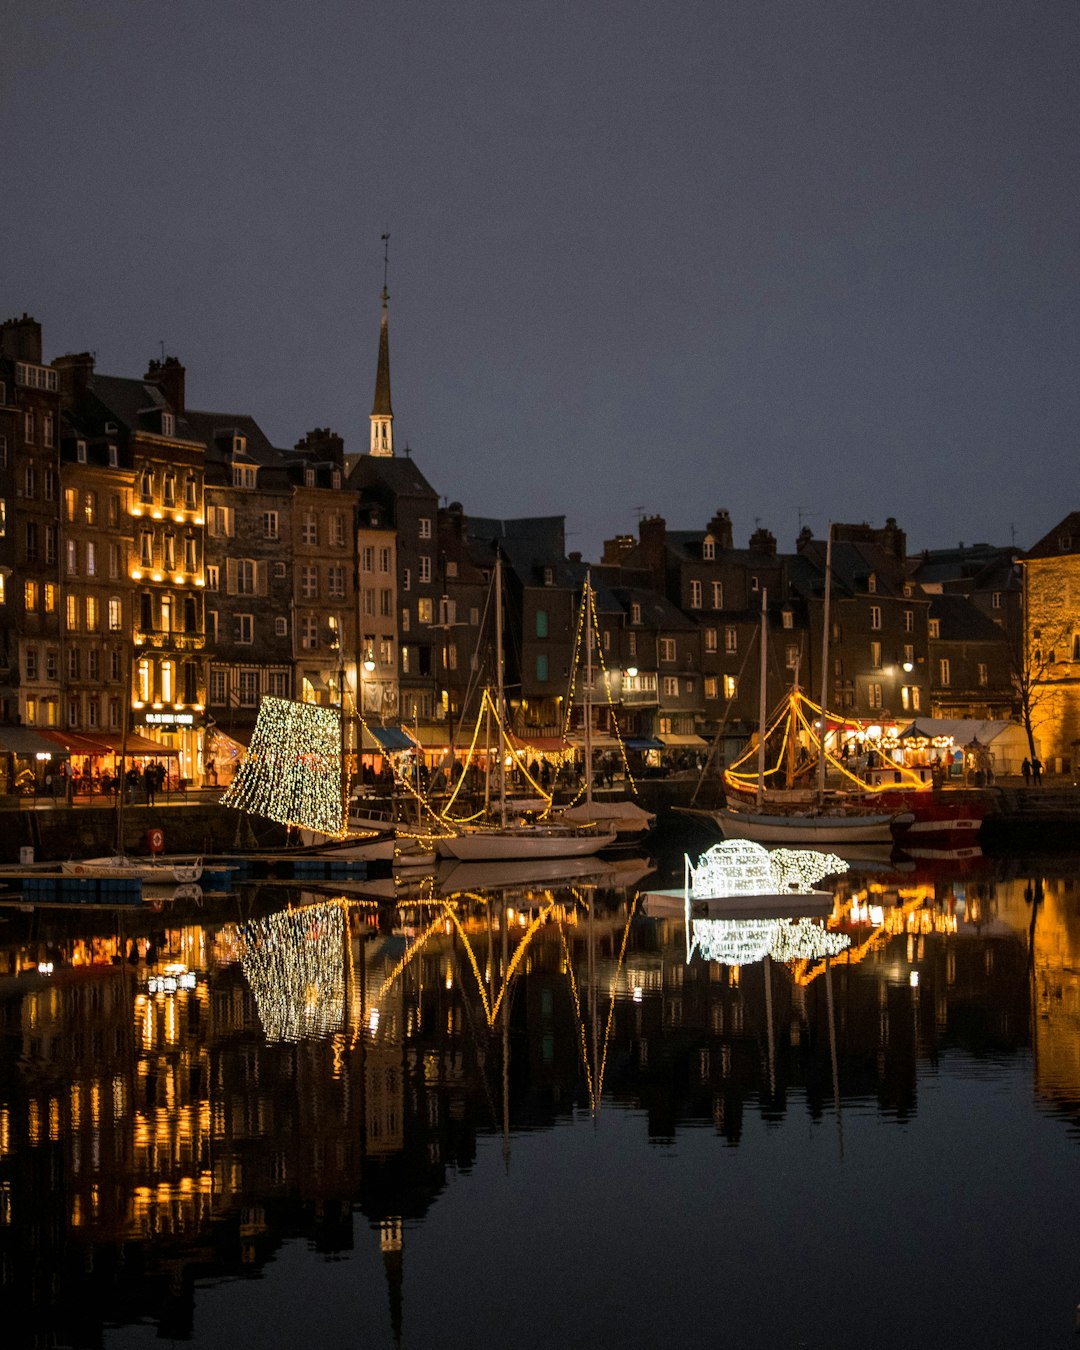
896,718,1032,775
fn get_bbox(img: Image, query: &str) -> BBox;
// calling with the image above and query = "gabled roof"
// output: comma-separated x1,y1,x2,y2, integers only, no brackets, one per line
793,538,910,600
1023,512,1080,561
351,452,438,499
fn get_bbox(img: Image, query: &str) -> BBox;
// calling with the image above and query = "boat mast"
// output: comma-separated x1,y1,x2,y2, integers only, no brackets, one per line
756,586,768,806
584,571,593,810
817,524,833,805
495,554,507,828
116,627,134,855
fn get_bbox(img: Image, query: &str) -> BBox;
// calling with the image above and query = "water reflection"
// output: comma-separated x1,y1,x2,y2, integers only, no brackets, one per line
0,849,1077,1343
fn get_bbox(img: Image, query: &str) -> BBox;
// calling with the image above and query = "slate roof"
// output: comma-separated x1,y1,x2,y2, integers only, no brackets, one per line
88,374,204,446
610,585,698,632
791,539,909,601
929,594,1011,643
351,453,438,499
467,515,566,578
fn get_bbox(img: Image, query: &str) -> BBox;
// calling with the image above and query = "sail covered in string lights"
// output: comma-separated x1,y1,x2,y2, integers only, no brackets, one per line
220,696,343,834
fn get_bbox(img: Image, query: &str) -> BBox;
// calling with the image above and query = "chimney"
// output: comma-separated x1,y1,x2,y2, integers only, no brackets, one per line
748,526,777,556
145,355,185,413
706,508,733,551
294,427,345,466
0,314,43,363
882,516,906,561
53,352,96,403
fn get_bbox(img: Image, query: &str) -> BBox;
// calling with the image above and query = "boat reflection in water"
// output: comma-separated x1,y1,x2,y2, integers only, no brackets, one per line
1,844,1079,1347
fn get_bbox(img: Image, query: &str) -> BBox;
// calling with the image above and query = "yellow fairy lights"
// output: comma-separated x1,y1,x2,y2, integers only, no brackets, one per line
221,696,343,835
723,689,926,796
240,901,346,1043
561,578,637,796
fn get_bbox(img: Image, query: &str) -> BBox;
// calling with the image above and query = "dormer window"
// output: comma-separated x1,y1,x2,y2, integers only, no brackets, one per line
782,609,793,629
161,412,174,437
232,434,246,456
332,470,341,489
903,581,913,598
631,602,642,625
304,468,315,488
232,464,257,489
543,566,554,586
703,537,716,561
1060,535,1073,551
868,573,877,594
76,440,87,464
108,444,118,468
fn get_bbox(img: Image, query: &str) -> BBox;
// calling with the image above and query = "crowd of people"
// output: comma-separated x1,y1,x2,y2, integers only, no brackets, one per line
34,759,173,802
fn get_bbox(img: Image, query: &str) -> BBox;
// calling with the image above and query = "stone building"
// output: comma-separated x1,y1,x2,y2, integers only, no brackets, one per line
1020,513,1080,775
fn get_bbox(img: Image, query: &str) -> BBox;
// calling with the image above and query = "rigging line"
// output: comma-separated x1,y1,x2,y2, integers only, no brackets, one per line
691,622,762,803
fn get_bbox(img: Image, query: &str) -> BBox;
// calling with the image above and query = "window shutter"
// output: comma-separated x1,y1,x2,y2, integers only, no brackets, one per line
257,562,268,597
226,558,238,595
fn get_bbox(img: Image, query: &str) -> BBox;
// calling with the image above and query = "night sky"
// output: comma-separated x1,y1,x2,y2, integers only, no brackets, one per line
5,1,1078,559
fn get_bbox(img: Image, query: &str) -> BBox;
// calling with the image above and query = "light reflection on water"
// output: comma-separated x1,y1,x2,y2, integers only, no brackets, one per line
1,845,1079,1347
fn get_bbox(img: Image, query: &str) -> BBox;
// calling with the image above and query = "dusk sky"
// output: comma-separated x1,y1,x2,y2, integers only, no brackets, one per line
5,1,1078,560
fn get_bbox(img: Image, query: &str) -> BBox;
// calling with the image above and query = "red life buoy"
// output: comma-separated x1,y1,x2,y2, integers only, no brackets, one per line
147,827,164,853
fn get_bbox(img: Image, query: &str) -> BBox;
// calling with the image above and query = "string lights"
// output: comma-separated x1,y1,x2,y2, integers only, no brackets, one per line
221,696,343,835
240,901,346,1043
724,689,927,796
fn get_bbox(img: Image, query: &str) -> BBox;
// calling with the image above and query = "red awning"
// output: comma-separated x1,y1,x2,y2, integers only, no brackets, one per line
37,729,116,757
94,731,180,756
511,736,567,753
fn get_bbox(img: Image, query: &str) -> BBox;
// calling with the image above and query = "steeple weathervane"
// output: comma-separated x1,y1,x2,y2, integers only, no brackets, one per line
370,231,394,457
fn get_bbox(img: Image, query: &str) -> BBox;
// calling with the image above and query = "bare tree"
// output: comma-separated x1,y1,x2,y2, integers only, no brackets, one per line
1011,617,1069,761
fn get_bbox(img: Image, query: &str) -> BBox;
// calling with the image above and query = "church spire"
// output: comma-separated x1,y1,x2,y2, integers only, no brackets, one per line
369,233,394,457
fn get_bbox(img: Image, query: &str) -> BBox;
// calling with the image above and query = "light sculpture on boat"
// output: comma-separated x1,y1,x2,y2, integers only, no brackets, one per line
686,839,847,899
689,916,851,965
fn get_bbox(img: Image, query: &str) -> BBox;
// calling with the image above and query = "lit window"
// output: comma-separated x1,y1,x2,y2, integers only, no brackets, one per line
689,580,702,609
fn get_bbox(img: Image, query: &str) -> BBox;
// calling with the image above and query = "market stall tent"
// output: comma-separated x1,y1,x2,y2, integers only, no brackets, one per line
896,718,1031,775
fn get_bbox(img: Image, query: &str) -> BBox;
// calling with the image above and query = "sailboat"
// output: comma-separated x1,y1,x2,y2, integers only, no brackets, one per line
556,570,655,844
704,536,916,845
435,558,617,861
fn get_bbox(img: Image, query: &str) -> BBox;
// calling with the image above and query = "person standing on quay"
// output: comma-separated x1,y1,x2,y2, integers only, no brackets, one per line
1032,757,1043,786
1022,757,1031,786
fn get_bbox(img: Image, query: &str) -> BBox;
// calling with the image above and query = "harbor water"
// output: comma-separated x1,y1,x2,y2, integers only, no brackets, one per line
1,838,1078,1349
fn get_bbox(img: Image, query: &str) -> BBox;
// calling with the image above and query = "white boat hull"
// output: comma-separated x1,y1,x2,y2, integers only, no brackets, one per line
436,827,617,861
713,808,897,845
60,856,203,882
